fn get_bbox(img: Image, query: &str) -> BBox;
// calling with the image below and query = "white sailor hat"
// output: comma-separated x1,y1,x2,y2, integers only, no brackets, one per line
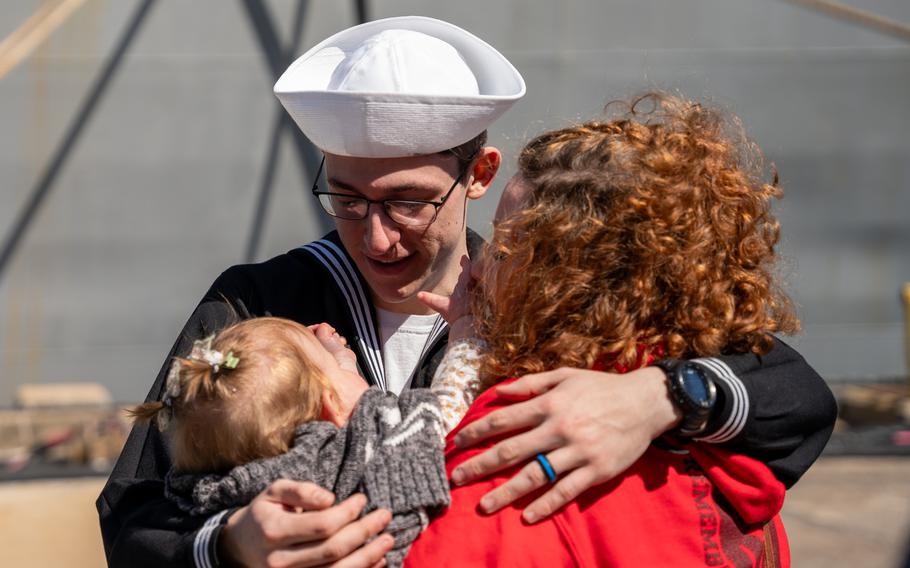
273,16,526,158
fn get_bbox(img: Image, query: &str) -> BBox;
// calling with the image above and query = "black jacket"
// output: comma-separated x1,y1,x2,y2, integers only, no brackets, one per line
97,231,837,567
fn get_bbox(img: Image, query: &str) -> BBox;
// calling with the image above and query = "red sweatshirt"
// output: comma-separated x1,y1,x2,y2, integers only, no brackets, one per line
406,374,789,567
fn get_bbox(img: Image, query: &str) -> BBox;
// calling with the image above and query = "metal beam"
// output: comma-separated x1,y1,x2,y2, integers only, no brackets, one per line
239,0,322,178
0,0,158,284
245,0,310,262
239,0,331,260
355,0,370,24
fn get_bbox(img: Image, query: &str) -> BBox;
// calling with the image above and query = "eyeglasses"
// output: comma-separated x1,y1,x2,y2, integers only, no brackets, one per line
311,155,473,227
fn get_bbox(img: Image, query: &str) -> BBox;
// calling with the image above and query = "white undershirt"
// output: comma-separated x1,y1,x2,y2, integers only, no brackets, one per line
376,307,439,395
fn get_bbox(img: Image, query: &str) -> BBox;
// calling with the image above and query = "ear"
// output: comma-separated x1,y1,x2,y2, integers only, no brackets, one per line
465,147,501,200
319,389,346,427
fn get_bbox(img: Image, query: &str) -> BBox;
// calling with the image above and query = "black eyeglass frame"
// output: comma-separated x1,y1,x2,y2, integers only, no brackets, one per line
310,154,475,227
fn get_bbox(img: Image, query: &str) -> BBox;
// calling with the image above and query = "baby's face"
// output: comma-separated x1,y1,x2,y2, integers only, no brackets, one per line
297,323,368,424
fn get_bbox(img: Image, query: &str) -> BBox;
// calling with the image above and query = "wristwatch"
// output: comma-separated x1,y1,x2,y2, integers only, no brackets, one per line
655,359,718,437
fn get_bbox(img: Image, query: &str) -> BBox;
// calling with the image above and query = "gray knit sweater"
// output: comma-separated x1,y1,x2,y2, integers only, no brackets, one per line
165,387,450,567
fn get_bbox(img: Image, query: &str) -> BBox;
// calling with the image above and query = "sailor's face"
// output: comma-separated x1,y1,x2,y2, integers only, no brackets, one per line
323,153,475,314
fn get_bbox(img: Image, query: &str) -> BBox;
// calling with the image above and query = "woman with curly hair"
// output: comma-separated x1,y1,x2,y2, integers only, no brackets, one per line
406,93,798,567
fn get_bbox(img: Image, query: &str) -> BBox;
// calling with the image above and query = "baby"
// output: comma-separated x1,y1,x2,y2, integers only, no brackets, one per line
130,317,449,567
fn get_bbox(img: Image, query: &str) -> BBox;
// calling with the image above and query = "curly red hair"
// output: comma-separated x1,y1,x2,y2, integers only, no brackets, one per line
475,93,799,383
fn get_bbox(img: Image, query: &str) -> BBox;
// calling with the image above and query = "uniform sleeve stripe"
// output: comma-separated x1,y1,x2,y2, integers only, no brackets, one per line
193,510,228,568
693,357,749,443
303,241,385,388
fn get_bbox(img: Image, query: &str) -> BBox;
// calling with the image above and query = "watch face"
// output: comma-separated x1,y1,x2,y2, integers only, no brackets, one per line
681,364,710,405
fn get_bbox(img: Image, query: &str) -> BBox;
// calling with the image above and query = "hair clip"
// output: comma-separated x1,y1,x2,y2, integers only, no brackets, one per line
222,352,240,370
188,335,240,373
156,335,242,431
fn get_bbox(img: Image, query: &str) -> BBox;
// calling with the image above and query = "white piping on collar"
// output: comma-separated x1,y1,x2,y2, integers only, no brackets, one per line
404,315,449,388
301,240,386,389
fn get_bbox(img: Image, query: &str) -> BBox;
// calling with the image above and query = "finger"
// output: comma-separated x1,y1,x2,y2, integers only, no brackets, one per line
267,479,335,510
457,255,475,288
478,448,580,514
308,322,338,336
417,291,451,318
313,325,342,348
331,532,395,568
495,368,574,399
452,423,561,485
453,397,548,449
277,508,392,567
522,467,598,524
269,493,368,547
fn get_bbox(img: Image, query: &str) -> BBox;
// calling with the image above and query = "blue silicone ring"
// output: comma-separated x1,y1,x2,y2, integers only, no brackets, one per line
535,453,557,483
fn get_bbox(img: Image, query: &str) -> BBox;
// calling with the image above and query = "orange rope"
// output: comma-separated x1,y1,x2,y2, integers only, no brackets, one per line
783,0,910,43
0,0,87,81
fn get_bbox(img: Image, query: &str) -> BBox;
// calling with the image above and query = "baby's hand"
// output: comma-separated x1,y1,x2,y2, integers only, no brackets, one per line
418,254,475,341
309,323,359,374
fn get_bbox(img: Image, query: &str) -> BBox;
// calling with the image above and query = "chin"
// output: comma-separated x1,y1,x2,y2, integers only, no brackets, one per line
374,283,428,310
377,288,417,305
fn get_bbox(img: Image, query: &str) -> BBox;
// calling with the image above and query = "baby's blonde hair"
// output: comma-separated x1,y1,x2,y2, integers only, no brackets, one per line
130,317,335,473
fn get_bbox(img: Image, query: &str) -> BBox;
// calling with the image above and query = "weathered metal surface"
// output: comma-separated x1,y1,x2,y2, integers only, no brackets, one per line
0,1,908,406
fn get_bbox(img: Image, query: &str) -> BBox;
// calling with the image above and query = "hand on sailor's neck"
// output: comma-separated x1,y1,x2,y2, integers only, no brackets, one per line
418,254,476,342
